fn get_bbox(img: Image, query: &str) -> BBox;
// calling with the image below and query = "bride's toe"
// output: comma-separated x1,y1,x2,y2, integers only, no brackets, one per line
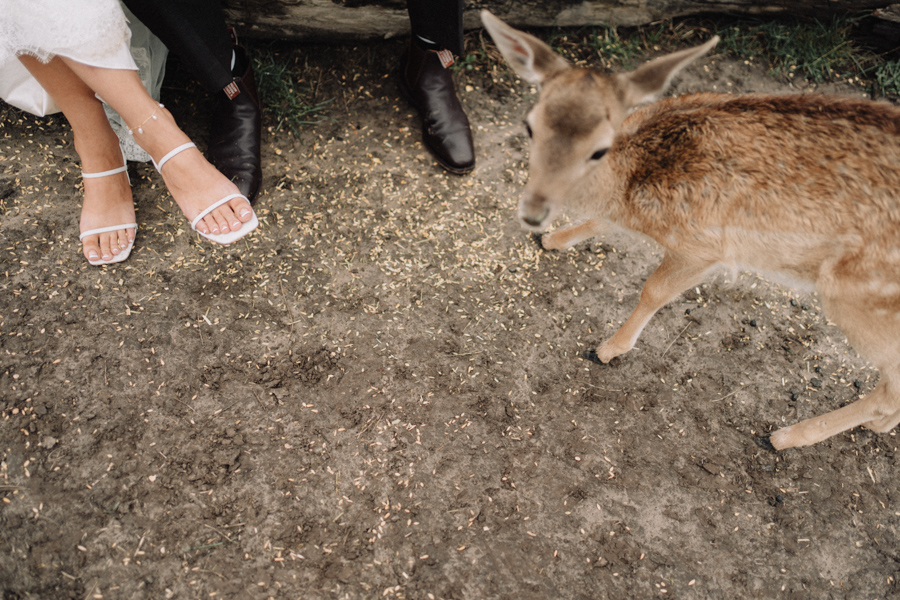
210,210,231,234
230,198,254,223
186,193,257,244
210,203,247,233
100,235,116,260
194,217,212,236
83,237,101,262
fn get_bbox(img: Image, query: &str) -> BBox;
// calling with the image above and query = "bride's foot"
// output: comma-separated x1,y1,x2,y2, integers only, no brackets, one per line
156,142,256,241
132,104,256,242
79,151,136,265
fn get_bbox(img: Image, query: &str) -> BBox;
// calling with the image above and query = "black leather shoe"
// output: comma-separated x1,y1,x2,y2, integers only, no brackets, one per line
207,46,263,203
400,40,475,174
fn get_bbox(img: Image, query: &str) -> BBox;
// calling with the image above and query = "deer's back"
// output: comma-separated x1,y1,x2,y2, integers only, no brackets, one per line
601,94,900,282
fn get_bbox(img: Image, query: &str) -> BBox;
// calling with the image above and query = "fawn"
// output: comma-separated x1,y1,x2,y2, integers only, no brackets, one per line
482,11,900,450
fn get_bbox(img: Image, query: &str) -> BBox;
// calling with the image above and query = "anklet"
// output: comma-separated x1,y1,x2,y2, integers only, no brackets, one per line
128,103,164,135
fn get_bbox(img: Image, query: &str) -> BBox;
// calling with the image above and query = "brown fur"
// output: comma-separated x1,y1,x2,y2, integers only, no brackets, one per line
542,70,610,138
482,10,900,449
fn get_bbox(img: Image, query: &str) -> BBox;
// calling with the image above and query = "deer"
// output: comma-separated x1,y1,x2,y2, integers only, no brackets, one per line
481,10,900,450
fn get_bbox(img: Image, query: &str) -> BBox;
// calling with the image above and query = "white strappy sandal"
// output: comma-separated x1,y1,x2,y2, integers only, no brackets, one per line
79,160,137,266
154,142,258,245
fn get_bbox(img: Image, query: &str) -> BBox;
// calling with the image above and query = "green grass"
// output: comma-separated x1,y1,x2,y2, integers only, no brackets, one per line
473,14,900,98
249,44,332,135
716,16,900,96
716,16,864,83
587,25,646,68
454,47,489,72
871,57,900,97
533,27,637,72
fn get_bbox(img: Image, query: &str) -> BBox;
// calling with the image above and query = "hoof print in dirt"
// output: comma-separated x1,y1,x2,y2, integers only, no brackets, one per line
755,435,777,453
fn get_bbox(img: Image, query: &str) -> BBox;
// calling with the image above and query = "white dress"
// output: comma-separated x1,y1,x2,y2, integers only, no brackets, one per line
0,0,168,161
0,0,137,115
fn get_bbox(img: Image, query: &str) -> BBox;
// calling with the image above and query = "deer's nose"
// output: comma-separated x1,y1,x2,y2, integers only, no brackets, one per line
522,208,550,228
520,192,550,228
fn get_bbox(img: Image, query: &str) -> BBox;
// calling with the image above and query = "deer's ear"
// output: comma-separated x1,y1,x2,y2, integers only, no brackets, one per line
619,36,719,107
481,10,569,86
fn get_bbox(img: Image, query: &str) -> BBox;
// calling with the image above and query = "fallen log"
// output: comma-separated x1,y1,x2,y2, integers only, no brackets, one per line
223,0,898,41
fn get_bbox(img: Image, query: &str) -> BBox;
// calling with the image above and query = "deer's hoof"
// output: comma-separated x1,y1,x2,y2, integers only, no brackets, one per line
754,436,777,452
581,349,620,366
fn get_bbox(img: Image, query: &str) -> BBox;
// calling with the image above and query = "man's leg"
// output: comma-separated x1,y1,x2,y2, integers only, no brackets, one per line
402,0,475,174
406,0,464,55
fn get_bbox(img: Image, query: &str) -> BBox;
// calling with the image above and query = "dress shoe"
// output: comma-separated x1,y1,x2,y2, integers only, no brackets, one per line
400,40,475,174
207,46,263,203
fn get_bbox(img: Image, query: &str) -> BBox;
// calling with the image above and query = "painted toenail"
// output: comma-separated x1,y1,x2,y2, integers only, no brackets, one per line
240,209,252,219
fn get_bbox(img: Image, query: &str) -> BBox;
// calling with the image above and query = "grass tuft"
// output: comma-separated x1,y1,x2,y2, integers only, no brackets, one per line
587,25,646,68
249,43,331,135
871,57,900,97
717,17,863,83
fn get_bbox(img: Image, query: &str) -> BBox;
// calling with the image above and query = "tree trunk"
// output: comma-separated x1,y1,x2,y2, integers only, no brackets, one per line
223,0,897,41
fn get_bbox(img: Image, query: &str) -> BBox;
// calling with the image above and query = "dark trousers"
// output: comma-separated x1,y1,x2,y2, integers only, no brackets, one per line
407,0,464,55
121,0,465,95
121,0,234,94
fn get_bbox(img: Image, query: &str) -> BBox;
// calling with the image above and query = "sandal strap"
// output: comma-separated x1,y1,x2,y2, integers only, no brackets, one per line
79,223,137,241
191,194,247,230
82,148,130,183
152,142,197,173
83,165,128,179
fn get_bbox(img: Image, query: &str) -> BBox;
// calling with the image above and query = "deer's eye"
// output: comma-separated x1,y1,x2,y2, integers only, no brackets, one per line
524,122,533,138
590,149,608,161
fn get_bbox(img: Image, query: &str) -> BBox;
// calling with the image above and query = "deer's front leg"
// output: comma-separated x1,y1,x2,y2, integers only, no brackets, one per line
595,251,715,362
770,378,900,449
541,219,607,251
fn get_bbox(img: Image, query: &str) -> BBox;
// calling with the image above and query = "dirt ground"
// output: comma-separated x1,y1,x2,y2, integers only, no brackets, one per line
2,35,900,600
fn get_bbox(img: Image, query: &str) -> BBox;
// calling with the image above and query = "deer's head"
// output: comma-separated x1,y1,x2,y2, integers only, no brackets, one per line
481,11,717,230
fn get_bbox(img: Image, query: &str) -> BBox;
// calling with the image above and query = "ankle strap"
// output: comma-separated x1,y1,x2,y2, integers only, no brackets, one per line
83,147,129,182
153,142,197,173
83,165,128,179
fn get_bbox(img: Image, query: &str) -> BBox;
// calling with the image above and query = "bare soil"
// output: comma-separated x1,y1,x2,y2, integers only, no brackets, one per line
2,39,899,600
